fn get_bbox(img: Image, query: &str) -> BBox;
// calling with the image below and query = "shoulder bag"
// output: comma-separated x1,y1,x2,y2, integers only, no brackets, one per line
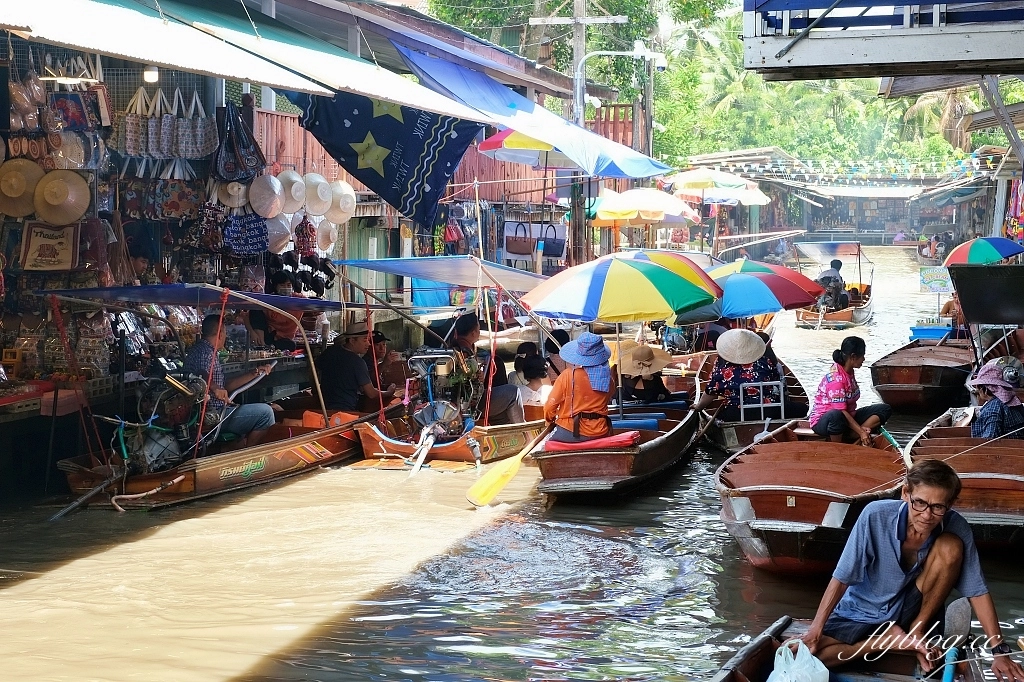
505,222,536,256
541,223,565,258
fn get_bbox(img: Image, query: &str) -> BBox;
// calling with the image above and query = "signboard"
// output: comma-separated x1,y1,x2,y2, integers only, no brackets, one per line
920,266,952,293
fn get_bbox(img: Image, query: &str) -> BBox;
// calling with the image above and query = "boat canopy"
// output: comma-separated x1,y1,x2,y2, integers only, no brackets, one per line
337,256,546,292
794,242,870,263
37,284,350,312
948,264,1024,325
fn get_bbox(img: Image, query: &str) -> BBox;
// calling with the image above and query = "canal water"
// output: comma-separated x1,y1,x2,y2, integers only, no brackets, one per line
3,247,1022,681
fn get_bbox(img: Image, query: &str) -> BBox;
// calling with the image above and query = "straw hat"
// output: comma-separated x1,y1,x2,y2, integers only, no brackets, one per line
277,170,306,213
0,158,45,217
303,173,333,216
559,332,611,367
608,339,638,367
324,179,357,223
716,329,766,366
317,220,338,251
217,181,249,209
249,174,285,218
33,169,90,225
621,344,672,378
342,321,369,337
266,213,292,253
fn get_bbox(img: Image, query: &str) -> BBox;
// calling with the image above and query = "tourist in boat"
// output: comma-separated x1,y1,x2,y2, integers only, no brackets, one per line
694,329,805,421
619,345,675,404
449,312,524,424
517,356,552,407
508,342,540,387
317,322,398,412
183,315,277,447
967,363,1024,440
808,336,892,445
544,329,571,379
544,332,617,442
801,459,1024,680
364,329,410,390
816,259,849,310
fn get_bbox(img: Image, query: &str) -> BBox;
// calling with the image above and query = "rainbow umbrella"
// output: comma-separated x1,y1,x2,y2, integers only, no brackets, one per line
943,237,1024,265
521,255,716,323
708,272,820,319
708,260,823,298
610,250,723,298
477,128,580,170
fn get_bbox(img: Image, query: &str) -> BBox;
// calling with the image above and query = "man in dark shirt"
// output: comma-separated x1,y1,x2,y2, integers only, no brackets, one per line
316,322,397,412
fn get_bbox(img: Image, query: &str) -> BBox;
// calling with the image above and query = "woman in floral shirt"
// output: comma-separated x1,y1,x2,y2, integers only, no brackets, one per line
809,336,891,444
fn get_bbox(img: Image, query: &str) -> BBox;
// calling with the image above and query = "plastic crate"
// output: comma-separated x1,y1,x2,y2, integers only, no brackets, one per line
0,397,41,414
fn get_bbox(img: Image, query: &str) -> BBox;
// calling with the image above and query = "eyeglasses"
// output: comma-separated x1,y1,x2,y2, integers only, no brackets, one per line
909,495,949,516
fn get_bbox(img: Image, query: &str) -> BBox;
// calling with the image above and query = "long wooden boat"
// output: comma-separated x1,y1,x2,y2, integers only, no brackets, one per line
693,352,809,453
712,615,986,682
793,241,874,330
870,339,974,414
716,422,904,574
532,405,701,497
905,409,1024,548
57,416,371,510
355,417,547,464
916,247,944,266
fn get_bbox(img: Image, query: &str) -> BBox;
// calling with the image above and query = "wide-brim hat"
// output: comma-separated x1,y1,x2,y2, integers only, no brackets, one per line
249,174,285,218
278,170,306,213
0,158,45,217
716,329,766,365
968,363,1016,390
621,344,672,377
324,179,357,223
303,173,333,216
559,332,611,367
317,220,338,251
217,181,249,209
342,321,370,337
608,339,638,367
33,169,90,225
266,213,292,253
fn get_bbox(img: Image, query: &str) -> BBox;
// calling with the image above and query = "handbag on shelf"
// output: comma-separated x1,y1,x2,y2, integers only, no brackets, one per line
504,222,536,256
443,218,462,243
541,223,566,258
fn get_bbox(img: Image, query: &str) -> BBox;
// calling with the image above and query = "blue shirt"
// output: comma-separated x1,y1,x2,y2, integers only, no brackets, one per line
832,500,987,624
184,339,225,409
971,398,1024,439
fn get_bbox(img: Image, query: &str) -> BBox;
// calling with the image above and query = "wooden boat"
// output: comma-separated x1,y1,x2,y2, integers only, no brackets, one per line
692,351,810,453
870,339,974,414
905,409,1024,548
916,247,944,266
532,405,701,497
355,417,547,464
712,615,987,682
793,242,874,330
715,422,904,574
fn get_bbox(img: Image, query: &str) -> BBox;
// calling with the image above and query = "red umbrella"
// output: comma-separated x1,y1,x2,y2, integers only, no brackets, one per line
708,260,824,298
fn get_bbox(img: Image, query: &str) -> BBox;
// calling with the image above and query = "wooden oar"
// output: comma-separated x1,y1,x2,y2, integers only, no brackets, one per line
466,422,554,507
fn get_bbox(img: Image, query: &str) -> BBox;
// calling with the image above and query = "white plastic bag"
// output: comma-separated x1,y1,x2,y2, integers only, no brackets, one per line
766,640,829,682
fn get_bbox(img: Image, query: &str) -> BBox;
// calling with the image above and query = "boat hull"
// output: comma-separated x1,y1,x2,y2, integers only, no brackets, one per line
57,423,363,510
794,295,873,329
533,407,700,497
869,340,973,414
356,419,547,463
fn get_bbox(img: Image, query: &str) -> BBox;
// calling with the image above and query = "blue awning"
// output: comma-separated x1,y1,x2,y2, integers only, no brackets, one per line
396,45,672,179
337,256,545,291
39,284,349,312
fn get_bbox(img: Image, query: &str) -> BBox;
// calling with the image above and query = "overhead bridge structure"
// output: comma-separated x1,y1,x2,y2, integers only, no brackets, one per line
743,1,1024,81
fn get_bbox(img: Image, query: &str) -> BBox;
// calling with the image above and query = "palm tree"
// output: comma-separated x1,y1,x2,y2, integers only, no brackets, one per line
903,87,978,150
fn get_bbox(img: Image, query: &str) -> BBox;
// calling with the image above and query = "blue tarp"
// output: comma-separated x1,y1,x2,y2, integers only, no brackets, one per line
337,256,545,292
396,45,672,180
39,284,349,312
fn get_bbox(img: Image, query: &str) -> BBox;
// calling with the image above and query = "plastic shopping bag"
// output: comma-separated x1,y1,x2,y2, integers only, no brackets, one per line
766,640,829,682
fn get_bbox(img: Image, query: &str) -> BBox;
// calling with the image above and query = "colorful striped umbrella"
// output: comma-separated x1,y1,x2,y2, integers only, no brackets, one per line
708,272,821,318
521,255,716,323
611,250,723,298
708,260,823,297
943,237,1024,265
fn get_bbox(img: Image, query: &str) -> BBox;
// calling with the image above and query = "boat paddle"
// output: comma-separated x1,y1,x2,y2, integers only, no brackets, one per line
466,422,554,507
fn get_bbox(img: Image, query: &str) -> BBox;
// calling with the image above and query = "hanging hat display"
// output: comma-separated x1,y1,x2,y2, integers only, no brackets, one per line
277,170,306,213
317,220,339,251
324,179,357,224
217,181,249,209
267,213,292,254
0,158,45,217
33,169,90,225
302,173,333,216
249,174,285,218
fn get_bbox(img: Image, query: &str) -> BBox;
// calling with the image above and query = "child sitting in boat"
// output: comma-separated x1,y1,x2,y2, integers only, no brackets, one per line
544,332,617,443
967,363,1024,439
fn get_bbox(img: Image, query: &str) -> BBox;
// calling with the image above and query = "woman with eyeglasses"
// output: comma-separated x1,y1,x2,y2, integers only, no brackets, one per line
967,362,1024,439
808,336,892,445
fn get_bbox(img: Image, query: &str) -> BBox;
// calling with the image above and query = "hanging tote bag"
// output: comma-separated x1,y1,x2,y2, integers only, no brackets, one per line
223,211,269,256
146,88,171,159
160,88,183,158
542,223,566,258
175,90,198,159
192,91,219,159
213,101,266,182
505,222,536,256
122,87,150,157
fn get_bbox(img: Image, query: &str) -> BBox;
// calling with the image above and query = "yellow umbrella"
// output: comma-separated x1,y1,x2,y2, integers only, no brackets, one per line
594,187,701,223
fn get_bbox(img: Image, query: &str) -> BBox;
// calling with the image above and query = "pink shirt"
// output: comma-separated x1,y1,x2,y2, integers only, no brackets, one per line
808,362,860,426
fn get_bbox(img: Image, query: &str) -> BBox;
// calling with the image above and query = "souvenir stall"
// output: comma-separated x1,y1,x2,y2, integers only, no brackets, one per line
0,38,355,433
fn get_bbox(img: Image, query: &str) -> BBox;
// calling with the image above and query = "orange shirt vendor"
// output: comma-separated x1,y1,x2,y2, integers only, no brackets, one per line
544,332,617,442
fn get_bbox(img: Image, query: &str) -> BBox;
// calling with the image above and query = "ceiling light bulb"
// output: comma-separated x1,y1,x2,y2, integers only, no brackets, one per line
143,65,159,83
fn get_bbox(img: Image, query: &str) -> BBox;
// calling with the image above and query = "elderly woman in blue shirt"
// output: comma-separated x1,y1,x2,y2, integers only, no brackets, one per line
801,459,1024,681
968,362,1024,440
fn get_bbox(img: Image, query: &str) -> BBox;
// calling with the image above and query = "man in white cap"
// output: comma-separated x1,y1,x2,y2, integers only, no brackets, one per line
316,322,398,412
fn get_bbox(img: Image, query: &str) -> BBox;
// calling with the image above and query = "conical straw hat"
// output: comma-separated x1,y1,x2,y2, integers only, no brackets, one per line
33,169,90,225
278,170,306,213
303,173,332,216
0,158,45,217
324,179,357,223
